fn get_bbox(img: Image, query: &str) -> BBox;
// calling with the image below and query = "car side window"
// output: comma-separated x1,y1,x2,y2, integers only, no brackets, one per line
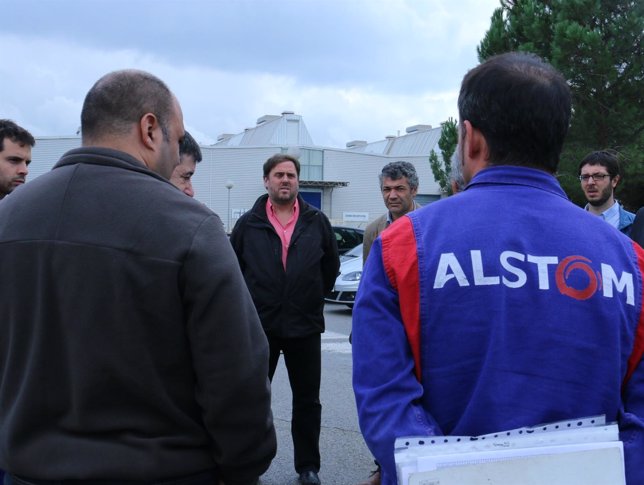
333,227,364,254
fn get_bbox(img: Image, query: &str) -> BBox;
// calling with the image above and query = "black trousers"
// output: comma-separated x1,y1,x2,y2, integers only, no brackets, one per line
268,333,321,474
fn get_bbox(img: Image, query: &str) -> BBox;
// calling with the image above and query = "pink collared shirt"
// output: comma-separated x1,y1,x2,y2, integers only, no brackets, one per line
266,198,300,269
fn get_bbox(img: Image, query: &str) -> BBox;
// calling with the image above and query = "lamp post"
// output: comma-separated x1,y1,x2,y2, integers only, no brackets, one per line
225,180,234,233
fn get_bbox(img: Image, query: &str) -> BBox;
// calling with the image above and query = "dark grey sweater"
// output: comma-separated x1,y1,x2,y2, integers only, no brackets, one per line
0,147,276,484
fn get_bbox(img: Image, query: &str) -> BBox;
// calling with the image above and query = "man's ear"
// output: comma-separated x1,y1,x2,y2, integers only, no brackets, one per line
463,120,489,164
461,120,491,183
139,113,159,150
611,175,620,189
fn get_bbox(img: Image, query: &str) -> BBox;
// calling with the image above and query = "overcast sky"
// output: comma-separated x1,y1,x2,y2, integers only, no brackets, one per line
2,0,499,148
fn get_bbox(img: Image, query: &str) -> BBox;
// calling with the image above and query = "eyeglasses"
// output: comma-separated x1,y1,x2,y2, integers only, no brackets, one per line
579,173,610,183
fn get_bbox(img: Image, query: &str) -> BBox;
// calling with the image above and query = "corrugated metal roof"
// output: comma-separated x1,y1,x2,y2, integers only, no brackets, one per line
218,132,245,146
387,126,442,157
346,126,442,157
242,116,282,145
213,112,314,147
347,139,391,155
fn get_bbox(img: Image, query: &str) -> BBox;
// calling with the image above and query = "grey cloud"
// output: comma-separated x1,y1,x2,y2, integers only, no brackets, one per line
6,0,493,94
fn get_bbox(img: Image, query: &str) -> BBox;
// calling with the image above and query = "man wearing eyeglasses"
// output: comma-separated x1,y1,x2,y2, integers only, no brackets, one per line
578,150,635,236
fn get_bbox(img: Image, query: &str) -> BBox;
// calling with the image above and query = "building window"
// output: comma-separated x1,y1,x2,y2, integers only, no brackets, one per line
282,148,323,180
415,194,441,206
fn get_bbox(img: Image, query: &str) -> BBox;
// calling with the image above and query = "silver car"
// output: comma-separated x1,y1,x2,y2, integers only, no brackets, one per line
325,243,363,308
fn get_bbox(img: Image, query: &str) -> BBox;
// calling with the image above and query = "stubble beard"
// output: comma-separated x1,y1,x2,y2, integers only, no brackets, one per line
387,200,409,220
586,185,613,208
272,187,297,206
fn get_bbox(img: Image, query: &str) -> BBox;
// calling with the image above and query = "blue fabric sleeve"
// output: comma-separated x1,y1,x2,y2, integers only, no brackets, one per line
621,366,644,485
620,290,644,484
352,236,441,485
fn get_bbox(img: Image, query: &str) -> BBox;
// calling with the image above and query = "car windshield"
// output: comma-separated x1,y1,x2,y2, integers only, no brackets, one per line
344,243,363,259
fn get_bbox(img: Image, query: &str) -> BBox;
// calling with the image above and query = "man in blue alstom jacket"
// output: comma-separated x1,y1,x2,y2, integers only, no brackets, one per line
352,52,644,485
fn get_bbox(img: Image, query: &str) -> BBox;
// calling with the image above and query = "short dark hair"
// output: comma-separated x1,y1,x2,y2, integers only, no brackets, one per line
180,131,202,163
81,70,174,143
578,149,621,179
263,153,300,178
378,161,419,190
0,119,35,152
458,52,571,173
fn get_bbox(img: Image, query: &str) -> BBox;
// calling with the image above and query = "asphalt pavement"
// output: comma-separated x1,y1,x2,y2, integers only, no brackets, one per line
259,304,375,485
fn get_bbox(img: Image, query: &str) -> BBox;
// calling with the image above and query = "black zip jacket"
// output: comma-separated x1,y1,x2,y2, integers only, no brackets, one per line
230,194,340,338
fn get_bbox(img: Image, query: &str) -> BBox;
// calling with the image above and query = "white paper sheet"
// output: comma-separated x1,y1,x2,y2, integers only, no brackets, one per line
394,415,625,485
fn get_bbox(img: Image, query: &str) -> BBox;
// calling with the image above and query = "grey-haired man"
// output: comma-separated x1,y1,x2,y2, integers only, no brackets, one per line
362,161,421,263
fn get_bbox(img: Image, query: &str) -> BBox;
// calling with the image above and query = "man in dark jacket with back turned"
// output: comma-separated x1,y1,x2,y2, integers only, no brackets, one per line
0,69,276,485
230,154,339,485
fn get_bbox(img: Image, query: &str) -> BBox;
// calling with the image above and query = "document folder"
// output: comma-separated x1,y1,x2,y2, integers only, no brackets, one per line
395,415,625,485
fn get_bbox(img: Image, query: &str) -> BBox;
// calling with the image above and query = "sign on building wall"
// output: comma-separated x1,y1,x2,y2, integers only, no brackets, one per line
343,212,369,222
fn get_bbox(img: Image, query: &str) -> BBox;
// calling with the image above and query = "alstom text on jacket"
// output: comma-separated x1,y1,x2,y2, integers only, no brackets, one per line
433,249,635,306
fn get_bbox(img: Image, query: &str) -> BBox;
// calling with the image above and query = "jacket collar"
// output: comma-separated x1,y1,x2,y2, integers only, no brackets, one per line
54,147,169,185
466,165,568,200
251,193,313,220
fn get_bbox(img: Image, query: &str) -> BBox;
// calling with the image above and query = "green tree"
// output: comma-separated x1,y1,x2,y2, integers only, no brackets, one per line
429,118,459,195
478,0,643,210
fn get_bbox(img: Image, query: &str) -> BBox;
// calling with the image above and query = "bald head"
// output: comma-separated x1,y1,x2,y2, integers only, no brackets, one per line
81,70,174,144
79,69,185,179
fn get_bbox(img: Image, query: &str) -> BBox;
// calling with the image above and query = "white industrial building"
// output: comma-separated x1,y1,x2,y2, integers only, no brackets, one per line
28,111,444,231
